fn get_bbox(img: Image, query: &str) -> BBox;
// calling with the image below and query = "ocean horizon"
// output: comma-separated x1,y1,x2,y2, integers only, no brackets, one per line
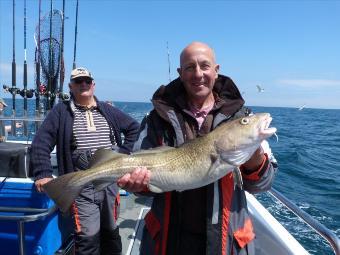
1,98,340,111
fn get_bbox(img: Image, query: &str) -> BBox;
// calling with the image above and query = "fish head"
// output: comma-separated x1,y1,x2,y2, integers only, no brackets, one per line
214,113,276,165
238,113,276,142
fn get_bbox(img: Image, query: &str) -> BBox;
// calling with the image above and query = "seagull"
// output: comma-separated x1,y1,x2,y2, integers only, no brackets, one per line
256,85,264,93
298,104,306,111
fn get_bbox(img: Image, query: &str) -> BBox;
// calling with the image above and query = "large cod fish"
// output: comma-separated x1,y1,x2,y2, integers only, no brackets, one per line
43,113,276,212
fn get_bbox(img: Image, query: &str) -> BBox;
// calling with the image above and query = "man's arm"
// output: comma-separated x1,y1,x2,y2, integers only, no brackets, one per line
240,140,278,193
109,107,140,154
30,107,60,191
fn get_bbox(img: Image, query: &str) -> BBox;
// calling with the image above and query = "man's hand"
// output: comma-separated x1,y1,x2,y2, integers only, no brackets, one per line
16,122,23,128
35,177,53,192
242,147,265,172
117,166,151,193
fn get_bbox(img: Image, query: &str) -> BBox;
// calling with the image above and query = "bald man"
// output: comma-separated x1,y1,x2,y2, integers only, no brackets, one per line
118,42,277,255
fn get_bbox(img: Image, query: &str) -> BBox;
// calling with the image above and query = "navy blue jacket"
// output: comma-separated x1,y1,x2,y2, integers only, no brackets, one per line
31,99,140,180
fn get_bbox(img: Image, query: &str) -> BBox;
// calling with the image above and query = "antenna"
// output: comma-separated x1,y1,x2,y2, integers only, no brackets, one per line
73,0,79,69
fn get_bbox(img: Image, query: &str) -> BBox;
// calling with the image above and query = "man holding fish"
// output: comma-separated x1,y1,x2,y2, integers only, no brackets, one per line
117,42,278,255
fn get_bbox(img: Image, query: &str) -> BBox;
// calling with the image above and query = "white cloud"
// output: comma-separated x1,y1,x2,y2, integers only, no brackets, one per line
278,79,340,88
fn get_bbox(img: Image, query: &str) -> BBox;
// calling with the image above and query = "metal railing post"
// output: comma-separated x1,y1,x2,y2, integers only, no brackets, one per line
18,221,26,255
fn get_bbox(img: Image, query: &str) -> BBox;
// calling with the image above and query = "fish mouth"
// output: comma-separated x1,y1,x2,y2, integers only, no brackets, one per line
259,114,277,138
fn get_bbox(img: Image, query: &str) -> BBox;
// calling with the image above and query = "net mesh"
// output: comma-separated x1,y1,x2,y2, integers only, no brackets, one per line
35,9,62,109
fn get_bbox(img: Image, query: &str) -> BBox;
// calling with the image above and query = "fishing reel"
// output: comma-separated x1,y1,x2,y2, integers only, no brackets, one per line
58,92,70,101
35,88,69,101
3,85,20,95
19,89,35,99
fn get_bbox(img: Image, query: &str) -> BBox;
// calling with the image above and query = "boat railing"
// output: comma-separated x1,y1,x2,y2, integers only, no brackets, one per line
268,188,340,255
0,205,57,255
0,114,45,139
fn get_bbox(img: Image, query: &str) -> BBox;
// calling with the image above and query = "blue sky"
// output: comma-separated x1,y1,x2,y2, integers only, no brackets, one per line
1,0,340,109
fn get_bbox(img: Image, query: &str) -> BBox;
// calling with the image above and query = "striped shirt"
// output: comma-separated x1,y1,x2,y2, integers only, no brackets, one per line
73,105,116,152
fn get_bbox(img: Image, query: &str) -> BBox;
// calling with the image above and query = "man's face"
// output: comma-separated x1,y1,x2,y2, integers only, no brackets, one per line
69,78,95,99
177,45,219,103
0,103,4,111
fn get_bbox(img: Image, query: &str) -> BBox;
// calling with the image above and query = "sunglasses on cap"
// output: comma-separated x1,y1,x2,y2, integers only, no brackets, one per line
72,78,93,84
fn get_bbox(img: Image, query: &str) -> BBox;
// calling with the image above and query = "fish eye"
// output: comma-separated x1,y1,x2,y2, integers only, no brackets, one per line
240,117,250,125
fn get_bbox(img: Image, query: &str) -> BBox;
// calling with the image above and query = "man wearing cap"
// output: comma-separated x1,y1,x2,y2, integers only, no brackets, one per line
30,67,140,255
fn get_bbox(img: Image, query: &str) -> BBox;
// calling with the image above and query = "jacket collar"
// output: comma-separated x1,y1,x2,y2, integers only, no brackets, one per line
151,75,245,123
69,96,101,114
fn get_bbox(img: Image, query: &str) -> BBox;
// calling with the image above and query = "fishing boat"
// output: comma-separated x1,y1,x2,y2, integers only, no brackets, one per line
0,1,339,255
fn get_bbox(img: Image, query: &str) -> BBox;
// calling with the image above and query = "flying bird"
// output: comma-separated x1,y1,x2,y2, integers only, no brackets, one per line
298,104,306,111
256,85,265,93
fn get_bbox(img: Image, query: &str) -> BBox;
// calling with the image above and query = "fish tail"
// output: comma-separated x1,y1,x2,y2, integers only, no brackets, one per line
43,172,85,213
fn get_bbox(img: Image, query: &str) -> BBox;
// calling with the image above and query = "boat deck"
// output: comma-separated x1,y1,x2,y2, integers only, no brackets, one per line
118,193,151,255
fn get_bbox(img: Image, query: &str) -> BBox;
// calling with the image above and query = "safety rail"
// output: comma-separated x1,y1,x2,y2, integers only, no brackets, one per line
0,205,57,255
0,116,45,122
268,188,340,255
0,114,45,138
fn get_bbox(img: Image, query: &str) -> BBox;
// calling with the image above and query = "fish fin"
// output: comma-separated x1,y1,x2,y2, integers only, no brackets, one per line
92,177,116,192
148,183,164,193
43,172,85,213
92,180,110,191
214,142,256,166
210,153,219,163
208,155,234,179
89,149,125,168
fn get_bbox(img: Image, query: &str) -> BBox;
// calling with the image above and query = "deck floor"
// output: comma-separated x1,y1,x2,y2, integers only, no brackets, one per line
117,193,151,255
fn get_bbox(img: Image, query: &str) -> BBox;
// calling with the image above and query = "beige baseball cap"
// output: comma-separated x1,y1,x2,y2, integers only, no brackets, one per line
70,67,94,81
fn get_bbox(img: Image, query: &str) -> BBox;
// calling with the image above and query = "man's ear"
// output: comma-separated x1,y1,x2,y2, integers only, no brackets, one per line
177,68,182,78
215,64,220,78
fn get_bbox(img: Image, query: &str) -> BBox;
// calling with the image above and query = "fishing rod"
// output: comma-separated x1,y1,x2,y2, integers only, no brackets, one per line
73,0,79,69
22,0,28,135
19,0,34,136
167,41,171,82
47,0,53,110
11,0,18,135
35,0,41,116
58,0,65,98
